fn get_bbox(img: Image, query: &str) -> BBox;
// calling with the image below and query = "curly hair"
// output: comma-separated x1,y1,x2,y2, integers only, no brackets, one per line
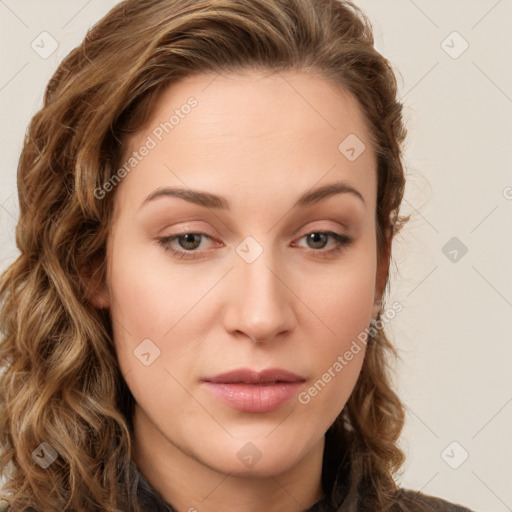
0,0,410,510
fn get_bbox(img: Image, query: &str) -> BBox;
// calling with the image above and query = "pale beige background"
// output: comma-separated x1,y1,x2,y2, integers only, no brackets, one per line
1,1,511,510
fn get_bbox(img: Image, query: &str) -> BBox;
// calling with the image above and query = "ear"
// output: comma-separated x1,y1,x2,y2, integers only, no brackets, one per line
373,223,393,318
80,258,110,310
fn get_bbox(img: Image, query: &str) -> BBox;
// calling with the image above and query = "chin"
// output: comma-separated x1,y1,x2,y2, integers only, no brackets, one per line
198,434,315,477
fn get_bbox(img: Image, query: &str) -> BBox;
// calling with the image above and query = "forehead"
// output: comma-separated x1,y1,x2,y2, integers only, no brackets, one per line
115,70,377,216
139,69,373,147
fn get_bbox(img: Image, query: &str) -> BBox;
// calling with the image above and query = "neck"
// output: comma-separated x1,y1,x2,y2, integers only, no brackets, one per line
132,406,325,512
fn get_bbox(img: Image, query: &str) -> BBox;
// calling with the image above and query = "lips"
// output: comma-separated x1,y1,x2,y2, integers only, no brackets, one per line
201,368,305,413
202,367,305,385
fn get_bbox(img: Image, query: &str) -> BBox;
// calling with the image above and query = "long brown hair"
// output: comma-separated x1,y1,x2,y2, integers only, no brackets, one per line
0,0,409,510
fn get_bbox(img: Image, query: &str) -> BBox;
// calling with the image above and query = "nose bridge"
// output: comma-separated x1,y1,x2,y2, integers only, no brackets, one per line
240,249,279,303
227,235,295,341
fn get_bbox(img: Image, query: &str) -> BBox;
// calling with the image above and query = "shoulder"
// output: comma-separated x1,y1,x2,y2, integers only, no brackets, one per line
395,488,476,512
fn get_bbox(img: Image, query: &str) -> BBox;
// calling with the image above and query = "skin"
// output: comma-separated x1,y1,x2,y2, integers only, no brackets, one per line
91,69,390,512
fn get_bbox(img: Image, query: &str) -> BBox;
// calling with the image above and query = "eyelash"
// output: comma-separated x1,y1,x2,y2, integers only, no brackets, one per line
156,231,353,260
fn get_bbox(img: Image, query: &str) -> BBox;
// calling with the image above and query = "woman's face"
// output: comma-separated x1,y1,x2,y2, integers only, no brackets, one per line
97,70,385,479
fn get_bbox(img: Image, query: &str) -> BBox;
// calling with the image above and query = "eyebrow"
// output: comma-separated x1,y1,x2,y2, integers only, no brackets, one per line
140,180,365,210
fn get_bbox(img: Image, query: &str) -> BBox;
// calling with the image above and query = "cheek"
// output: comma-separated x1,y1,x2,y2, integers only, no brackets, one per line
294,247,376,410
106,228,193,363
106,236,205,415
300,249,377,345
108,218,210,328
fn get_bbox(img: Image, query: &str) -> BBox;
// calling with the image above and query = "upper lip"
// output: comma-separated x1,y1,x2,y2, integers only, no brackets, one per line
202,367,305,384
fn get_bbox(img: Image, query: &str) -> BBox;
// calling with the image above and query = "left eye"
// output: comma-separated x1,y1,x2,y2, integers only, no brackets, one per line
296,231,352,251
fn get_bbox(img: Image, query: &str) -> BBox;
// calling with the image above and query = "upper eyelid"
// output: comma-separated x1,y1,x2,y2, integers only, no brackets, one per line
161,219,351,238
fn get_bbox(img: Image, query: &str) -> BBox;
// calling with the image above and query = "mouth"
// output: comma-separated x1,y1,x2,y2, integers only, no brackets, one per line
201,367,305,413
202,367,305,384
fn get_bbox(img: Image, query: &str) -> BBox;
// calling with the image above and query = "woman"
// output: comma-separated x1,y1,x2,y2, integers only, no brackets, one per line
0,0,476,510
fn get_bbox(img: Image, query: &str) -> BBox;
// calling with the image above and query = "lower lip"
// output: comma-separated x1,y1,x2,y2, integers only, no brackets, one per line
202,381,303,413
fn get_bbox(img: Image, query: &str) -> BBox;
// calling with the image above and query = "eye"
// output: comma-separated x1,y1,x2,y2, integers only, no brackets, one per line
172,233,203,251
157,232,216,259
295,231,353,255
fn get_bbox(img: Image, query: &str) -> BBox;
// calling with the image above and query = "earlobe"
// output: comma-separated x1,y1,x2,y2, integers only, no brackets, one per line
79,262,110,310
89,289,111,310
373,224,393,317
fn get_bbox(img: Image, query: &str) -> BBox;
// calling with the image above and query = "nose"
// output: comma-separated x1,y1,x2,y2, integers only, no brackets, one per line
222,243,296,343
